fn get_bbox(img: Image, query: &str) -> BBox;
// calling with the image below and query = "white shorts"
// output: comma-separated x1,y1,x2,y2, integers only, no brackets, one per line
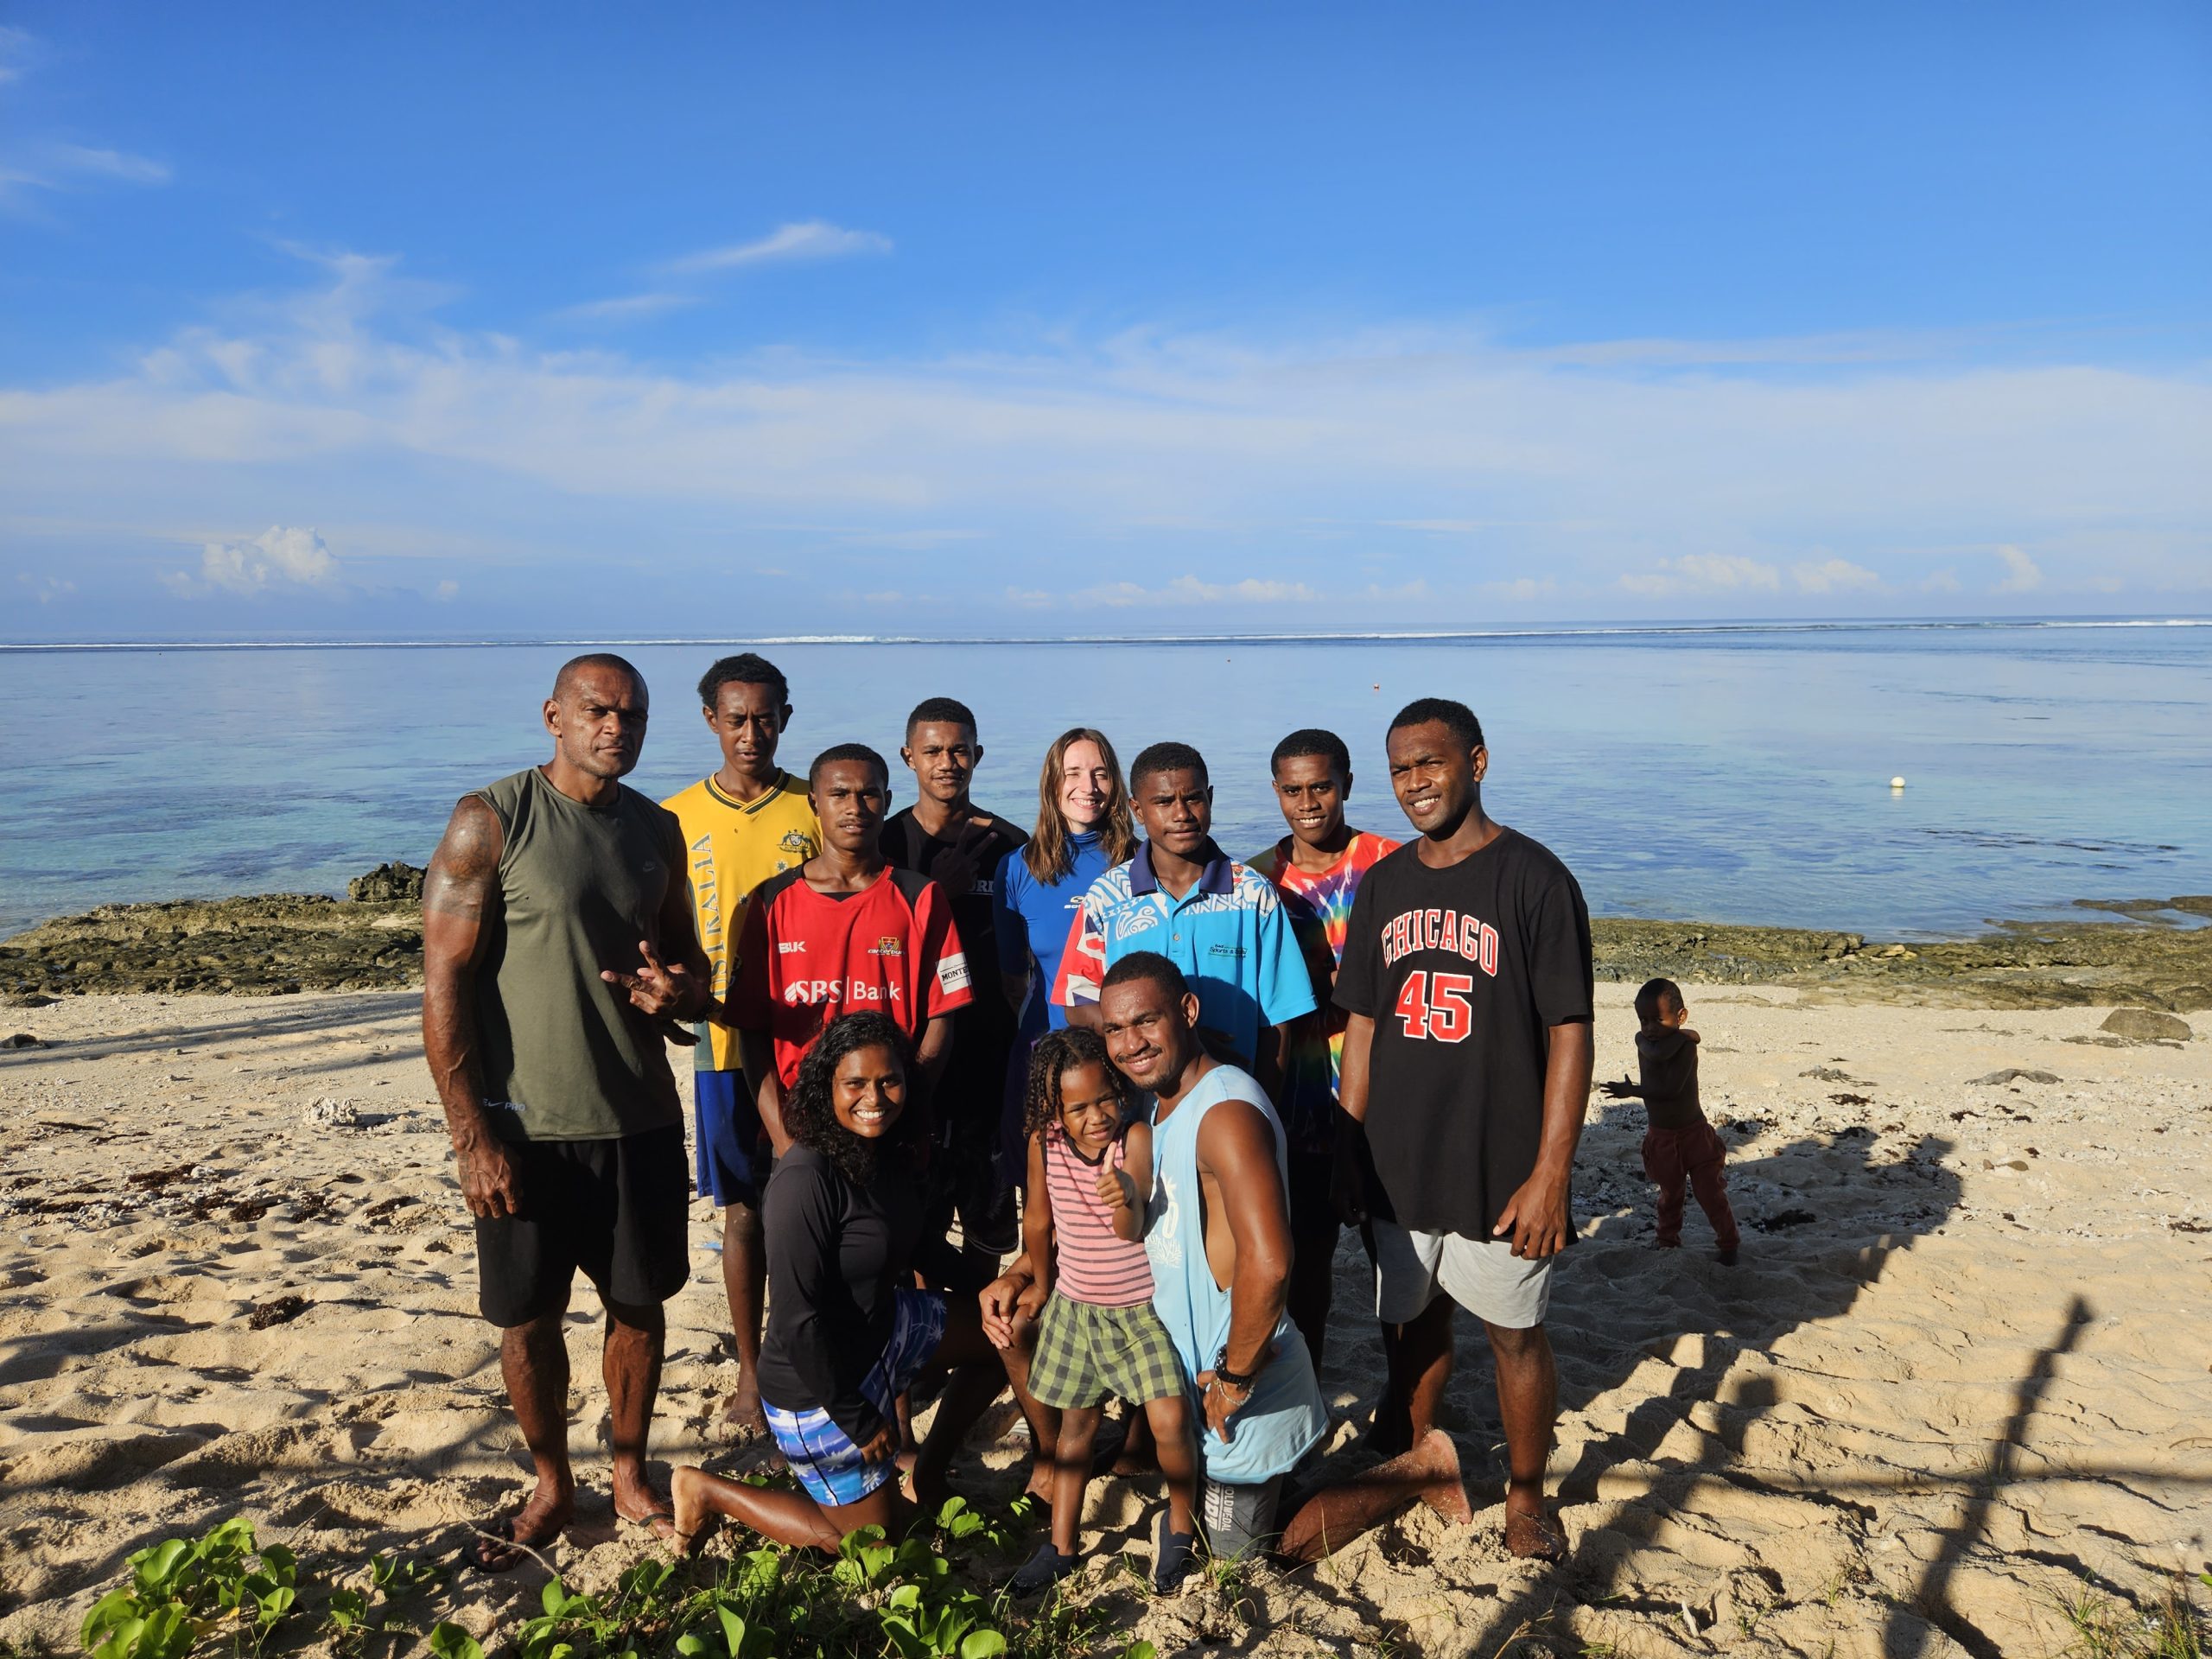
1371,1219,1553,1328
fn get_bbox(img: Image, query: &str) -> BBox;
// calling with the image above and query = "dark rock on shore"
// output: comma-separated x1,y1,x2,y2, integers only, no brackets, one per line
347,861,426,904
3,872,2211,1010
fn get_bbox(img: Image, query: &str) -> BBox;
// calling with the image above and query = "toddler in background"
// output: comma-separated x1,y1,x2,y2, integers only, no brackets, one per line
1006,1027,1199,1596
1603,977,1740,1264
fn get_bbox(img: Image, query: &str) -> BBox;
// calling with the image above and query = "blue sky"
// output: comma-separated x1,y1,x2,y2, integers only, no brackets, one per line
3,3,2207,638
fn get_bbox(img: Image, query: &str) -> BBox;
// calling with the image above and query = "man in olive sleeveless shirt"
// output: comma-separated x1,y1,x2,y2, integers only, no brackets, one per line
423,654,715,1570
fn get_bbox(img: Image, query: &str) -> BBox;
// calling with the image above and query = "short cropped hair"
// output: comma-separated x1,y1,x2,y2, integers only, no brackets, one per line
1635,977,1684,1017
1130,741,1208,791
1101,950,1190,1003
808,742,890,788
553,652,644,700
906,696,978,740
1388,697,1484,754
697,652,789,710
1270,728,1351,779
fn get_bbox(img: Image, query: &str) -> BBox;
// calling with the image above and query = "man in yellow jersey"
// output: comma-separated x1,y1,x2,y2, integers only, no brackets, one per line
663,652,819,1437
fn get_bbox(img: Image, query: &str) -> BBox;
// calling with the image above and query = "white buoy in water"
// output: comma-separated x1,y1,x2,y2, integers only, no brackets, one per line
1890,776,1907,790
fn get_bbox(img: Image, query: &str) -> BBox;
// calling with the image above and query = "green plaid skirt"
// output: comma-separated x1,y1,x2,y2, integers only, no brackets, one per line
1029,1292,1186,1409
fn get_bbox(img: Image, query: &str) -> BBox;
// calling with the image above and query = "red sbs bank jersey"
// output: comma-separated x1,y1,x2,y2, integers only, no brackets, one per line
729,865,974,1087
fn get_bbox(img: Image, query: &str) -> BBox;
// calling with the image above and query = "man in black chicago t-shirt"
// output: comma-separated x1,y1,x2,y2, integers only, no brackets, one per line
1332,696,1593,1562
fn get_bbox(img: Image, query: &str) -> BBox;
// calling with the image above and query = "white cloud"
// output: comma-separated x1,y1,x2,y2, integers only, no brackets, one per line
555,291,699,324
1484,576,1556,601
3,255,2208,620
666,221,892,276
434,579,460,601
1053,576,1323,608
165,525,341,596
1618,554,1783,597
1790,557,1884,594
1993,543,2044,592
47,144,170,185
16,573,74,603
1,140,170,205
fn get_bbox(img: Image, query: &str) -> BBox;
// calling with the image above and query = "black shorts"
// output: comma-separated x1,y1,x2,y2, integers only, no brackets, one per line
474,1125,690,1327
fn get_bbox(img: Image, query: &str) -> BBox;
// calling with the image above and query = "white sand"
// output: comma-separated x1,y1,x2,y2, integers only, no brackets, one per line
2,987,2207,1656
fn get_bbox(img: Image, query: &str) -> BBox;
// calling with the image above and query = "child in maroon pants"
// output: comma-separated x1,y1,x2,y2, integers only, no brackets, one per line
1603,977,1740,1264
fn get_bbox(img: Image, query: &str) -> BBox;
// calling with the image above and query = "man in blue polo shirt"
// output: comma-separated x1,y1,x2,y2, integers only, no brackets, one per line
1052,741,1315,1096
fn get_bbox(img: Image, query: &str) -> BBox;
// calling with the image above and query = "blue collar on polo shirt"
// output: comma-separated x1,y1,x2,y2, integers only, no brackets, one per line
1128,840,1236,899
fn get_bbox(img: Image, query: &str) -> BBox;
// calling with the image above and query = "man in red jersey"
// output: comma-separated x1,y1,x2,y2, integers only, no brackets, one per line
730,744,973,1156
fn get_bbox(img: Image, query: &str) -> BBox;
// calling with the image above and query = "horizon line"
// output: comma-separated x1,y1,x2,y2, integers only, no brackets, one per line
2,613,2209,654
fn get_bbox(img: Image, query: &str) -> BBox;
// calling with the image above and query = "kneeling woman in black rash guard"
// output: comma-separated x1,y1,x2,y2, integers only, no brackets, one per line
671,1012,1008,1551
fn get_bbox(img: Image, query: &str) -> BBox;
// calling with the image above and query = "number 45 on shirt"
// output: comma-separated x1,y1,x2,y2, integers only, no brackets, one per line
1395,971,1475,1042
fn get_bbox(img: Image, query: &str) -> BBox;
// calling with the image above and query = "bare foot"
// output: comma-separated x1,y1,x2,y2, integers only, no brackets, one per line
468,1480,573,1572
1503,1503,1567,1563
1410,1429,1473,1525
720,1380,770,1440
670,1465,721,1557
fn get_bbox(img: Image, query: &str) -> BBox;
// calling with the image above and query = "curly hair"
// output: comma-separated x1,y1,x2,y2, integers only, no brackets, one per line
781,1012,920,1185
1021,1025,1137,1141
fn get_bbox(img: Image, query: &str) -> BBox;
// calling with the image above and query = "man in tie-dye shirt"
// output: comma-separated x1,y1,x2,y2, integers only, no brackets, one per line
1248,728,1401,1368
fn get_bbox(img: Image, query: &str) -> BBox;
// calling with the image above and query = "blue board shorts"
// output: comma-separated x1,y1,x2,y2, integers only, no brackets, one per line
694,1069,766,1209
761,1288,948,1507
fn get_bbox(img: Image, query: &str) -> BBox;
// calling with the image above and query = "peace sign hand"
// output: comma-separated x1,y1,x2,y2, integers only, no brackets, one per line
601,939,696,1018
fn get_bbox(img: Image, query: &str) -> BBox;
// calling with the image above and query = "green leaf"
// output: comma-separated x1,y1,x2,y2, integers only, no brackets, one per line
428,1621,486,1659
540,1580,567,1618
135,1605,194,1659
256,1586,296,1627
257,1545,296,1585
1120,1644,1158,1659
130,1541,192,1599
81,1586,143,1646
89,1614,147,1659
715,1604,750,1659
959,1634,1009,1659
369,1556,397,1590
674,1635,710,1658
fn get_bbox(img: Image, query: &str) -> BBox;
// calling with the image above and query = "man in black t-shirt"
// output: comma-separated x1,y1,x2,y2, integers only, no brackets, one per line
1332,697,1593,1563
881,696,1030,1287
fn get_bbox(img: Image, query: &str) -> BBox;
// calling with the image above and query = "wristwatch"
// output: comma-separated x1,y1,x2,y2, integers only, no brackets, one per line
1211,1350,1258,1390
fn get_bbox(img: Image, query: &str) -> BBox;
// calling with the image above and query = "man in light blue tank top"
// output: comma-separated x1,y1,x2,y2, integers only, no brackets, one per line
1094,952,1328,1556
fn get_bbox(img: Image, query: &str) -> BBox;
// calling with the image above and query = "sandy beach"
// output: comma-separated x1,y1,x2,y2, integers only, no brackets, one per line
3,974,2206,1658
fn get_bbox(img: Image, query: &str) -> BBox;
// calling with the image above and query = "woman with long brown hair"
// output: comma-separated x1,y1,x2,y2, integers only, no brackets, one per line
990,728,1136,1169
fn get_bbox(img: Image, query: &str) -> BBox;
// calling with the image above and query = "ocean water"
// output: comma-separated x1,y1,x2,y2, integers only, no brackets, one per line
3,621,2209,940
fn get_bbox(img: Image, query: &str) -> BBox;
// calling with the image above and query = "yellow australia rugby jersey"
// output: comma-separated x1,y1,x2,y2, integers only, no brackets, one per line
661,771,821,1070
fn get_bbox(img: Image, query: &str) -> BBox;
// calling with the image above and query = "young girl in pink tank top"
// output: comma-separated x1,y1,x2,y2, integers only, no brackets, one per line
1006,1027,1199,1598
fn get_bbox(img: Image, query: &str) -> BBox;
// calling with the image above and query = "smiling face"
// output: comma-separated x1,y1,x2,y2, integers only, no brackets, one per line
1099,976,1202,1093
545,664,648,780
1135,766,1212,861
1057,738,1113,831
902,721,979,809
1273,753,1349,849
707,679,789,779
830,1042,906,1138
1386,719,1484,840
810,759,890,855
1055,1059,1124,1156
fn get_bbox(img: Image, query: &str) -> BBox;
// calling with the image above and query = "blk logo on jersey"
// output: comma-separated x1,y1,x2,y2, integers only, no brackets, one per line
1378,906,1501,976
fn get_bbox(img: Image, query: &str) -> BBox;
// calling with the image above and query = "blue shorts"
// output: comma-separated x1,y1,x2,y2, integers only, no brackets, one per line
761,1289,948,1508
694,1069,765,1209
